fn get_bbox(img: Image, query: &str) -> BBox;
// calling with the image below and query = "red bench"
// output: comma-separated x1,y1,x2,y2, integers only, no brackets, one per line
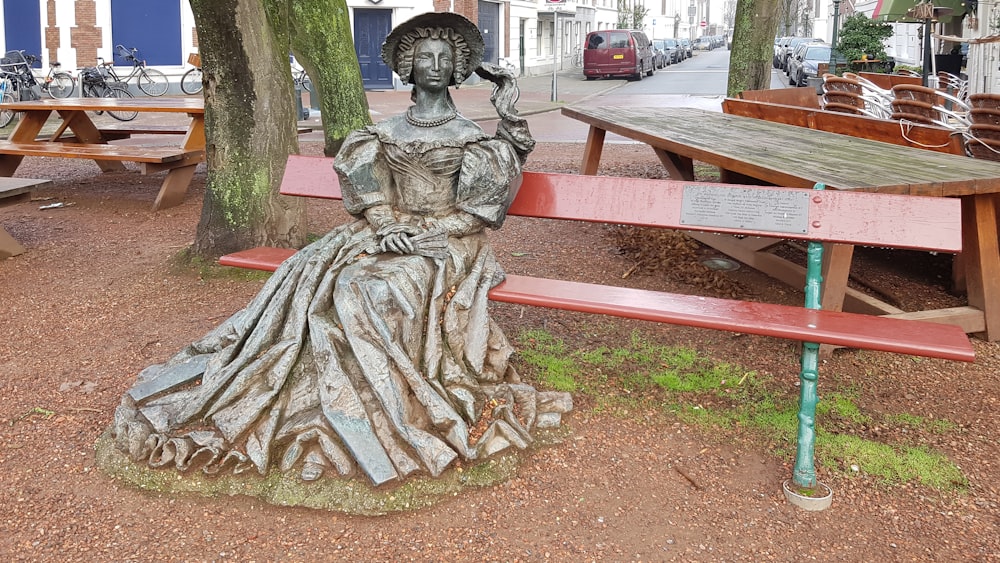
218,153,974,497
220,155,974,362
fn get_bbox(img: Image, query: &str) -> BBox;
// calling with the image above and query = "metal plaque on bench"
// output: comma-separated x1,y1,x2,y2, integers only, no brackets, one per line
680,185,810,235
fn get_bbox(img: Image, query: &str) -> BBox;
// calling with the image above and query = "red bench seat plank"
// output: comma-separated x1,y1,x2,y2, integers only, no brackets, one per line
218,247,295,271
217,247,974,362
490,275,975,362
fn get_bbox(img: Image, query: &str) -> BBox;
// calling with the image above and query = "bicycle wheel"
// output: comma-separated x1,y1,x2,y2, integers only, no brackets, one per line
104,86,138,121
0,91,16,128
47,72,75,98
136,67,168,96
180,67,203,95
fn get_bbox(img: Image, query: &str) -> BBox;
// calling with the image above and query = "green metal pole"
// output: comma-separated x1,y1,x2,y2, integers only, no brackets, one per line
792,183,826,489
829,0,841,74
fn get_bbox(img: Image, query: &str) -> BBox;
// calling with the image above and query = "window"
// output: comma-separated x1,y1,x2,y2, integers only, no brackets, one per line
609,31,630,49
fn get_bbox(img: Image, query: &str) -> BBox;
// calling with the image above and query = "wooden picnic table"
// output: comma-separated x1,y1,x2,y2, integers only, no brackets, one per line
562,105,1000,341
0,97,205,211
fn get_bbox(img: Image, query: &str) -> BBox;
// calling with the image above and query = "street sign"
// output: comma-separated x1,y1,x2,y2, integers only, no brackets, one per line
545,0,567,3
688,5,697,16
700,20,707,28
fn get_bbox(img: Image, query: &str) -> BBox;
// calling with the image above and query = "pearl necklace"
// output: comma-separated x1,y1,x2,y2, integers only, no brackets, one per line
405,108,457,128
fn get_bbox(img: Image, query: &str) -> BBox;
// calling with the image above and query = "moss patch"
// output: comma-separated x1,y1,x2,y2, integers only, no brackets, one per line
95,427,570,514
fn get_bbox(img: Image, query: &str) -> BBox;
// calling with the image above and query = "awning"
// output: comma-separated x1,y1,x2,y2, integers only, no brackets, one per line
871,0,968,23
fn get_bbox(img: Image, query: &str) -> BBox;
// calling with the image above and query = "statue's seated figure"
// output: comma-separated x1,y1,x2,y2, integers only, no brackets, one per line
112,12,572,486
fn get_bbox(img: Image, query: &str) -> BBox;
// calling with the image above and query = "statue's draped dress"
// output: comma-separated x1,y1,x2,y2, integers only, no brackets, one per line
112,116,570,485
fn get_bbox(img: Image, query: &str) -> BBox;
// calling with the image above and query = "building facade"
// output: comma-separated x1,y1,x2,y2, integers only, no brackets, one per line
1,0,731,90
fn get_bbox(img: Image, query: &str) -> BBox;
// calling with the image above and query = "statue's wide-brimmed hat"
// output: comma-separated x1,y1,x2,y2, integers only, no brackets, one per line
381,12,485,85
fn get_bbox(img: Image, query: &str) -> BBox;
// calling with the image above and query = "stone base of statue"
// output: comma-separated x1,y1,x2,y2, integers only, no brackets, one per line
96,424,571,514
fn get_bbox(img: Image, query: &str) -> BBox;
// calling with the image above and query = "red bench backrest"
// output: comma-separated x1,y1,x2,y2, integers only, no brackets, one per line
282,154,961,253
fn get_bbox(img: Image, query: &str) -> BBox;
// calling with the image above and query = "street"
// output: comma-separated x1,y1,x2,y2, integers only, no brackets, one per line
502,48,794,143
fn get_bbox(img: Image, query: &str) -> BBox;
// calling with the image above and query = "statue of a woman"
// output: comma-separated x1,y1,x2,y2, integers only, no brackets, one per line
111,13,571,486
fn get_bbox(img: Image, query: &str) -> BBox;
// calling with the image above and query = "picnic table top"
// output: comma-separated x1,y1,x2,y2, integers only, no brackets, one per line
1,97,204,113
562,105,1000,197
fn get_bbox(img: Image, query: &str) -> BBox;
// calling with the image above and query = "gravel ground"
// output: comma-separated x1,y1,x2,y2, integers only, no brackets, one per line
0,140,997,561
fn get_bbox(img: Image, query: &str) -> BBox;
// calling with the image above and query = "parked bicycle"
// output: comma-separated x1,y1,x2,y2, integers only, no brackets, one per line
104,45,169,96
0,50,41,102
0,50,41,127
291,63,312,94
0,76,17,128
34,57,75,98
180,52,202,95
78,65,137,121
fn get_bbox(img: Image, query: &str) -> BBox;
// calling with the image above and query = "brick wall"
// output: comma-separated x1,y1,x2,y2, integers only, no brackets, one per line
45,0,59,63
71,0,102,67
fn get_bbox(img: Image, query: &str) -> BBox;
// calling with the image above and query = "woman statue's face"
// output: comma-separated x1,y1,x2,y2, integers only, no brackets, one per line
411,38,454,91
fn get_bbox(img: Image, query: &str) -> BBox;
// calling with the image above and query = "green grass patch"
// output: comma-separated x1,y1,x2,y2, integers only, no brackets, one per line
884,413,958,434
514,328,968,493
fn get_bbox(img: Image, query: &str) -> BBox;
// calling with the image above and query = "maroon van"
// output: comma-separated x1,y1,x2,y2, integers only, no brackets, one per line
583,29,655,81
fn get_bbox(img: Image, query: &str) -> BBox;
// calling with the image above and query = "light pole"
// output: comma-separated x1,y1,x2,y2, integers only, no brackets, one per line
831,0,841,47
689,0,696,41
829,0,841,73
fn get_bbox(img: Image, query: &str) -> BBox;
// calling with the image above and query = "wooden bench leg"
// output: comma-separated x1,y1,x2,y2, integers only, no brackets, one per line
0,228,26,259
153,164,197,211
580,126,606,175
57,110,127,173
961,193,1000,341
653,148,694,180
1,112,52,176
817,243,855,358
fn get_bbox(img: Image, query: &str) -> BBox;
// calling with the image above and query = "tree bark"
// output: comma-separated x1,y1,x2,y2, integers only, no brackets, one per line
279,0,372,156
187,0,314,258
727,0,782,97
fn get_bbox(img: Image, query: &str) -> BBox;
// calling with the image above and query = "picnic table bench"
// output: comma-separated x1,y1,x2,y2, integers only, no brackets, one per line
90,124,313,142
216,154,973,499
0,177,52,258
0,97,206,210
738,87,821,108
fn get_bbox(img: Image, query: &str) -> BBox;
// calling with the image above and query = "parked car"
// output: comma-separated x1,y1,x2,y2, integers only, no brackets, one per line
653,38,680,66
780,37,823,71
651,39,668,68
773,36,793,68
680,38,693,58
583,29,656,80
786,42,832,86
695,36,713,50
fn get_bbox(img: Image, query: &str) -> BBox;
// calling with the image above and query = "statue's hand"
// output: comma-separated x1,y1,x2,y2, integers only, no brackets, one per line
376,224,424,254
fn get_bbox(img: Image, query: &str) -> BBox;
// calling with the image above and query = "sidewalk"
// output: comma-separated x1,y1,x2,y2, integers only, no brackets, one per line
343,69,622,124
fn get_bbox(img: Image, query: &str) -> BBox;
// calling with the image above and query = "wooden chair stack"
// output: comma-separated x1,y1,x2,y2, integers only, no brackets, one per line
890,84,970,130
841,72,893,118
938,71,969,104
967,94,1000,161
821,76,879,116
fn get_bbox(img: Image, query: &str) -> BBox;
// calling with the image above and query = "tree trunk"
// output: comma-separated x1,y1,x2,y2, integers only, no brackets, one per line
727,0,782,97
189,0,307,258
282,0,372,156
